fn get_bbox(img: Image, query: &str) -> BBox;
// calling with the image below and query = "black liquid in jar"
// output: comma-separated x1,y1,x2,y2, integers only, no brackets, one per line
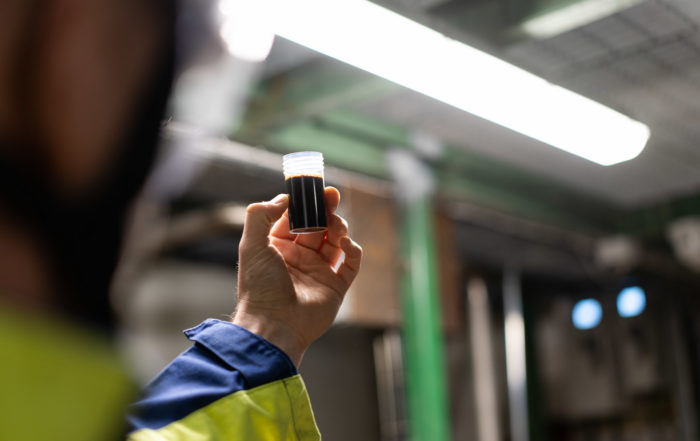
286,175,327,233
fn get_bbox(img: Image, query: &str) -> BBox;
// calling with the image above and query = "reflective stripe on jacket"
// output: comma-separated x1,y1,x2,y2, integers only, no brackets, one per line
127,319,321,441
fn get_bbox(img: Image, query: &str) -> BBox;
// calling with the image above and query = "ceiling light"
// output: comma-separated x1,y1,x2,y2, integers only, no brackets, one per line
268,0,649,165
521,0,644,39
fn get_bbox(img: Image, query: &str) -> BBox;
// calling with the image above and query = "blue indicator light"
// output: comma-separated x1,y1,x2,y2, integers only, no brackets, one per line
617,286,646,318
572,298,603,330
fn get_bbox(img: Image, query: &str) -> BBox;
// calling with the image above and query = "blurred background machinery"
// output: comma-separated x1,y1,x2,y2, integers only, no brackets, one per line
113,0,700,440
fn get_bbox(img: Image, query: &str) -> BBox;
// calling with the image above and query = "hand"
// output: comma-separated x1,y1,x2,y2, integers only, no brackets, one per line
232,187,362,366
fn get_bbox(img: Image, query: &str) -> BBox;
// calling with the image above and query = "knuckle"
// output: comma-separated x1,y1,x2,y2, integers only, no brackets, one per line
349,238,362,251
353,247,363,258
333,216,349,234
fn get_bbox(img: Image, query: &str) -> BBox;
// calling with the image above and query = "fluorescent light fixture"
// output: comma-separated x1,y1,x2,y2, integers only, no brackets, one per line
572,298,603,330
521,0,644,39
267,0,649,165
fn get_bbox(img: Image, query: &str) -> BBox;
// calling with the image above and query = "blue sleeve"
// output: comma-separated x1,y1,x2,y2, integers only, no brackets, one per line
126,319,298,432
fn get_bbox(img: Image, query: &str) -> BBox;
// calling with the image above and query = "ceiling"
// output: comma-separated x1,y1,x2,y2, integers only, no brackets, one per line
499,0,700,206
235,0,700,231
356,0,700,207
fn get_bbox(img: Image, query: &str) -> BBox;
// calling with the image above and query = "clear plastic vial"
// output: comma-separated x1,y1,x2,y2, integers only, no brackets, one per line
282,152,327,234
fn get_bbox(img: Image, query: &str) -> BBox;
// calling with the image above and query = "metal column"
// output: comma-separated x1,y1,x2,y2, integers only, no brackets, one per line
503,267,529,441
389,150,451,441
468,278,501,441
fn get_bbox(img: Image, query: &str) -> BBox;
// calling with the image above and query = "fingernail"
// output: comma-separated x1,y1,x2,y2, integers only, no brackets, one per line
271,194,287,205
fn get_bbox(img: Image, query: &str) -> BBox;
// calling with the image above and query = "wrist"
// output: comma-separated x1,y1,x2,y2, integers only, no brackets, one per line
231,307,307,367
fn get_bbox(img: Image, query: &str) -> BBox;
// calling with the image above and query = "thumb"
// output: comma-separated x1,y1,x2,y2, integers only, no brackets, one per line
240,194,288,253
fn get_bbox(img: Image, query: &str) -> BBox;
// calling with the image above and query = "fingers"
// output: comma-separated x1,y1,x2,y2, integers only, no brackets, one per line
336,236,362,286
270,210,294,241
326,214,348,247
271,236,337,281
239,194,288,255
318,214,348,264
324,186,340,214
271,233,362,297
293,186,341,251
271,235,361,297
293,229,327,251
270,236,307,269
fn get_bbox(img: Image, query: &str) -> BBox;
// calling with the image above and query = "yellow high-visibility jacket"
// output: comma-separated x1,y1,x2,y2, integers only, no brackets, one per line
127,319,321,441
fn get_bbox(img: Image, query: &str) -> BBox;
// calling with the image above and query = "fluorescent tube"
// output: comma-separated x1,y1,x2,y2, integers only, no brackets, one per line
520,0,644,39
267,0,649,166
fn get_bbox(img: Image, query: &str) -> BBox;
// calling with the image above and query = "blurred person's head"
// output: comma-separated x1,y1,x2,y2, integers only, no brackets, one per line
0,0,175,327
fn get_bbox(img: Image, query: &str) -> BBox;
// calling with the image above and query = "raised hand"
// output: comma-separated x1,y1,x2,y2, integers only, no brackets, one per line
232,187,362,366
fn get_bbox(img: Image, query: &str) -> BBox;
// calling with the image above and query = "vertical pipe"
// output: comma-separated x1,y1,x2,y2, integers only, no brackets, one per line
669,307,699,441
373,330,405,441
389,150,451,441
468,278,501,441
503,267,529,441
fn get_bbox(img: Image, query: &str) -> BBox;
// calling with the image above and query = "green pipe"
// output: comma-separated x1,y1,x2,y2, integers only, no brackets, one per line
399,192,451,441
